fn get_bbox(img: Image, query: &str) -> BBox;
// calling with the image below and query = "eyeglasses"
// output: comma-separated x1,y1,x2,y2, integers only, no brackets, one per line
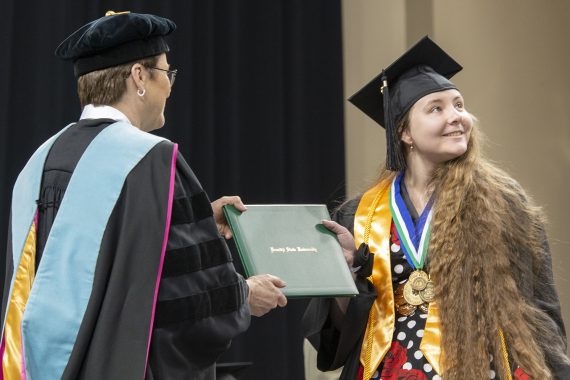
149,67,178,86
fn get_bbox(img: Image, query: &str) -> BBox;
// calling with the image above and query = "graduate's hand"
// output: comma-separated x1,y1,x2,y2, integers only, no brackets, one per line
321,220,356,270
322,220,357,317
246,274,288,317
211,195,247,239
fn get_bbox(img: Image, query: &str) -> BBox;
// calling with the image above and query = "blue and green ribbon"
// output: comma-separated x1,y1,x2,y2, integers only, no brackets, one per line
389,173,433,270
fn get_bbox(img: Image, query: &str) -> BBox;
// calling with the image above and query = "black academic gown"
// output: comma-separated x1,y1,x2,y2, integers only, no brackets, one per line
2,119,250,379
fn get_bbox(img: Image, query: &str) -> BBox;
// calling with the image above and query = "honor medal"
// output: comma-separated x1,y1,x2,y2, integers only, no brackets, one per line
403,281,423,306
419,280,435,303
410,270,429,291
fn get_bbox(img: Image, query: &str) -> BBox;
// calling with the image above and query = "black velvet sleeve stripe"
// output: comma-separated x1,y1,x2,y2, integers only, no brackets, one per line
170,192,213,225
154,282,247,328
161,238,231,278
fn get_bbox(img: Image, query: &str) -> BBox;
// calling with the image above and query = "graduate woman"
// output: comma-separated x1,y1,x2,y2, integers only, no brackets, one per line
304,37,570,379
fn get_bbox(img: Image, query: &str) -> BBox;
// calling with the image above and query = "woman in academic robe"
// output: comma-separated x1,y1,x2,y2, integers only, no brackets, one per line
304,37,570,380
1,11,286,380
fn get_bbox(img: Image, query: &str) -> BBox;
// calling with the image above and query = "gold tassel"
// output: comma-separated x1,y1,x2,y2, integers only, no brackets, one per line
105,10,131,17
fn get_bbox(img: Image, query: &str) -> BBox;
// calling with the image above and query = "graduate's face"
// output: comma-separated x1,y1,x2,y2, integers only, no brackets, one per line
401,89,472,164
143,53,172,131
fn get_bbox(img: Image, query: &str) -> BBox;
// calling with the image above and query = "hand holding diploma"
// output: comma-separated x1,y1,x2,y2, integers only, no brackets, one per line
321,220,356,278
246,274,288,317
211,195,247,239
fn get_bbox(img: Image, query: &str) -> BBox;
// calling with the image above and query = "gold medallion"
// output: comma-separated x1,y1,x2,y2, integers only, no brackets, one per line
419,280,435,303
409,270,429,291
394,273,434,316
411,276,428,291
403,281,423,306
408,270,425,282
412,276,429,292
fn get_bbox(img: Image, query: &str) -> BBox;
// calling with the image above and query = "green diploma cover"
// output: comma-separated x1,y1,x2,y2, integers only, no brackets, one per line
223,204,358,297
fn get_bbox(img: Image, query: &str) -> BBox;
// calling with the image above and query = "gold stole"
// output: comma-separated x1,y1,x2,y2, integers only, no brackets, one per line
355,180,443,377
2,222,37,379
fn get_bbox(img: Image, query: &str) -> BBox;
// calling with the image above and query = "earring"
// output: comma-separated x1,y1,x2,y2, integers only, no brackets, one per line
410,143,414,151
137,88,146,97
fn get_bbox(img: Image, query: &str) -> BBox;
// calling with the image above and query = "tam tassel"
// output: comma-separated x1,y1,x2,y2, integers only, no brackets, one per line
381,70,406,171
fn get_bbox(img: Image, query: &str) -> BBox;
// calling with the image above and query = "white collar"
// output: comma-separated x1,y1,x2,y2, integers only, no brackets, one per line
80,104,132,124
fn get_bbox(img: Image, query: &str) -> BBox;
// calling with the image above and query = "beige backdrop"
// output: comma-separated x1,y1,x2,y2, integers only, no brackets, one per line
306,0,570,378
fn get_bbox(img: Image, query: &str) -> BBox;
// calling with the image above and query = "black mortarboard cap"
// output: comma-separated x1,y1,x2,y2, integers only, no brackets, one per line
348,36,462,171
55,11,176,77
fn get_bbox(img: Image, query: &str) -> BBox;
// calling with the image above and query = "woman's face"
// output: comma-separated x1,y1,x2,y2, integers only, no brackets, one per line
142,53,172,131
402,89,472,165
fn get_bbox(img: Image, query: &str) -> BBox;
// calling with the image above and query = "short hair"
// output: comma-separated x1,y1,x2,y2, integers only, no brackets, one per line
77,55,159,108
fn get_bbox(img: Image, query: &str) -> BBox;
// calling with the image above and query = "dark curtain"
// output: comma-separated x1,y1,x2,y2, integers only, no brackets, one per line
0,1,345,379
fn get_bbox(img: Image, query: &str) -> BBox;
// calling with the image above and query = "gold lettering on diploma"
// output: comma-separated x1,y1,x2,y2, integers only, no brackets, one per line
270,246,318,253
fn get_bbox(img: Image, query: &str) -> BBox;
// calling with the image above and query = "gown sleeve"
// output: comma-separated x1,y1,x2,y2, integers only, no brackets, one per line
302,197,377,377
501,180,570,379
531,231,570,379
147,151,250,380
